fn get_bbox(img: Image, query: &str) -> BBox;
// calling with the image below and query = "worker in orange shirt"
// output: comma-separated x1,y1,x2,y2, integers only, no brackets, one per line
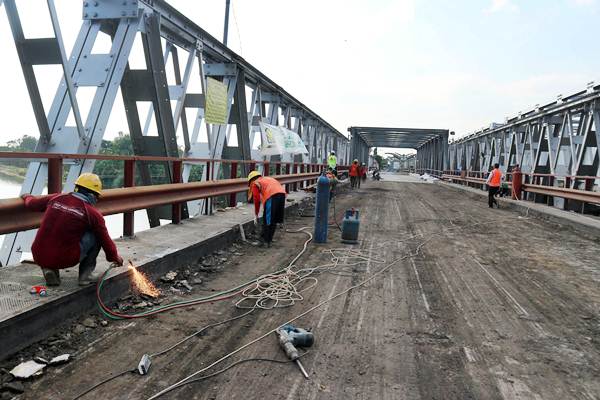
486,163,502,208
349,159,360,189
248,170,286,247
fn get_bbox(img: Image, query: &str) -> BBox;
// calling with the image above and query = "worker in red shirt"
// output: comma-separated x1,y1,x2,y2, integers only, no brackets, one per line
21,173,123,286
486,163,503,208
248,170,286,247
349,159,360,189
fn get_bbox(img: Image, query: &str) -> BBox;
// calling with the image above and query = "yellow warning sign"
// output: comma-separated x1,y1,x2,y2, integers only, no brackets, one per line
205,77,228,125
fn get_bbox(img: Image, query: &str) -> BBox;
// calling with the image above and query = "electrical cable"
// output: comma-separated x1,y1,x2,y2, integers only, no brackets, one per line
78,230,316,398
147,206,535,399
174,351,309,391
150,309,255,358
71,369,136,400
146,240,431,400
93,189,533,399
95,229,314,320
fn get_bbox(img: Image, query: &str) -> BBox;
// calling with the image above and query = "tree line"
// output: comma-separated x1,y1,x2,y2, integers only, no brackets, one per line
1,134,203,188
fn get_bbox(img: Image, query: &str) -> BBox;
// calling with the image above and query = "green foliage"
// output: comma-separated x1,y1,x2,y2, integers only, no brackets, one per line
0,135,38,168
1,134,204,188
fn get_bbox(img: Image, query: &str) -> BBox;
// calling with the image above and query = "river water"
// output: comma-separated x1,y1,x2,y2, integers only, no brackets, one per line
0,178,151,246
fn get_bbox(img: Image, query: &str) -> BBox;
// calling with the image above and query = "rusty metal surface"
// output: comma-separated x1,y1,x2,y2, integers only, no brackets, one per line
522,184,600,204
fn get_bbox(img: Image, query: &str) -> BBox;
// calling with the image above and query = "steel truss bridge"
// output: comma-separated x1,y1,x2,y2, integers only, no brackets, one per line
448,83,600,180
0,0,353,265
0,0,599,266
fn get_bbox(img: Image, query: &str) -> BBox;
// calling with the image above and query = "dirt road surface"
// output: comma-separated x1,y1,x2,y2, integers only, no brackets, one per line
8,179,600,400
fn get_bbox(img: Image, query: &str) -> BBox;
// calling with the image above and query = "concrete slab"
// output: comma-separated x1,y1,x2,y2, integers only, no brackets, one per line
0,190,312,360
379,172,427,183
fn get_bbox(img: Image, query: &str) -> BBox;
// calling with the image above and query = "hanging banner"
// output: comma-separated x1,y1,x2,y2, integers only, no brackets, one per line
259,122,309,156
205,77,228,124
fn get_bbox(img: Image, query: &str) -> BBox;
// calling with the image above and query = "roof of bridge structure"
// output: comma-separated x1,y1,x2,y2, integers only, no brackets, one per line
348,126,449,149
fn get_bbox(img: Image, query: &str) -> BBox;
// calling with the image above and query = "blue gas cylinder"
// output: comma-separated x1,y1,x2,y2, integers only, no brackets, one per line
313,175,331,243
341,209,360,244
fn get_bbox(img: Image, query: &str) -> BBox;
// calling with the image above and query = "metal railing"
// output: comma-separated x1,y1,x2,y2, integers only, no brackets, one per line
440,170,600,213
0,152,338,236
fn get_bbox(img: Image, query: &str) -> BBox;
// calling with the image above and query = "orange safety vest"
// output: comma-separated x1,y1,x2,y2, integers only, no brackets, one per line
489,169,502,187
349,164,360,177
253,176,286,205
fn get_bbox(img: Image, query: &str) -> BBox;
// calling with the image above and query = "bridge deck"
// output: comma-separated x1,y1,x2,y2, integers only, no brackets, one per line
7,177,600,399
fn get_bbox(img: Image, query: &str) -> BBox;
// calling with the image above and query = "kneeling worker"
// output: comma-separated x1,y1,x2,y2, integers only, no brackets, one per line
22,173,123,286
248,170,286,247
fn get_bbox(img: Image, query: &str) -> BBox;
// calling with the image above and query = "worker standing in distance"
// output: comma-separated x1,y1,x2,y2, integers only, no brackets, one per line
349,159,360,189
327,151,337,175
486,163,502,208
360,162,368,183
21,173,123,286
248,170,286,247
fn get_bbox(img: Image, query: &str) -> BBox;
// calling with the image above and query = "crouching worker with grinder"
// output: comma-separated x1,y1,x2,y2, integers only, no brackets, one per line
247,170,286,247
22,173,123,286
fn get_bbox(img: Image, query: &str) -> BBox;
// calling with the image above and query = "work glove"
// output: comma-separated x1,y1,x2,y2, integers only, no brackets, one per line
111,256,124,268
253,215,258,226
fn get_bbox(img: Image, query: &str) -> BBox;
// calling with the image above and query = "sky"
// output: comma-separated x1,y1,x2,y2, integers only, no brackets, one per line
0,0,599,156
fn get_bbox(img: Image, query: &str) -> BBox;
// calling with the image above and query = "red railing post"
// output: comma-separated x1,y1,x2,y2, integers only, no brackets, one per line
172,160,182,224
292,163,298,191
123,159,135,237
299,164,305,188
47,157,62,194
512,170,522,200
285,163,292,192
263,162,270,176
275,162,281,176
229,162,238,207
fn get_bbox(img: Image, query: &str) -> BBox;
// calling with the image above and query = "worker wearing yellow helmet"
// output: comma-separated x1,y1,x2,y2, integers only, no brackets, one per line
247,170,286,247
21,173,123,286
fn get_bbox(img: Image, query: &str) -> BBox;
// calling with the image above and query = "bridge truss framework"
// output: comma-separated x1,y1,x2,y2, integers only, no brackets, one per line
447,83,600,186
0,0,350,265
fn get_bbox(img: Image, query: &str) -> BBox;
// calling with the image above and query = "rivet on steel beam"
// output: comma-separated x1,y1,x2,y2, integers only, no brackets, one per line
93,12,98,17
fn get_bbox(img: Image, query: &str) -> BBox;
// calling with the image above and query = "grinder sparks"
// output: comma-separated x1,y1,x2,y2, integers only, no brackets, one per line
128,261,160,298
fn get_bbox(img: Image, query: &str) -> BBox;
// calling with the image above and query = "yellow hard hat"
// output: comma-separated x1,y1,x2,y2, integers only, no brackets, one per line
247,170,261,184
75,173,102,195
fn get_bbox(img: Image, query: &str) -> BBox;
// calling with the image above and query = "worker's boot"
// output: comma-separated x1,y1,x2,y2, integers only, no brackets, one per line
78,255,100,285
78,271,101,286
78,233,101,286
42,268,61,286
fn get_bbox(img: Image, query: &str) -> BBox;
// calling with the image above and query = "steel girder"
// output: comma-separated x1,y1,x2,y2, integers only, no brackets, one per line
448,84,600,186
0,0,349,266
